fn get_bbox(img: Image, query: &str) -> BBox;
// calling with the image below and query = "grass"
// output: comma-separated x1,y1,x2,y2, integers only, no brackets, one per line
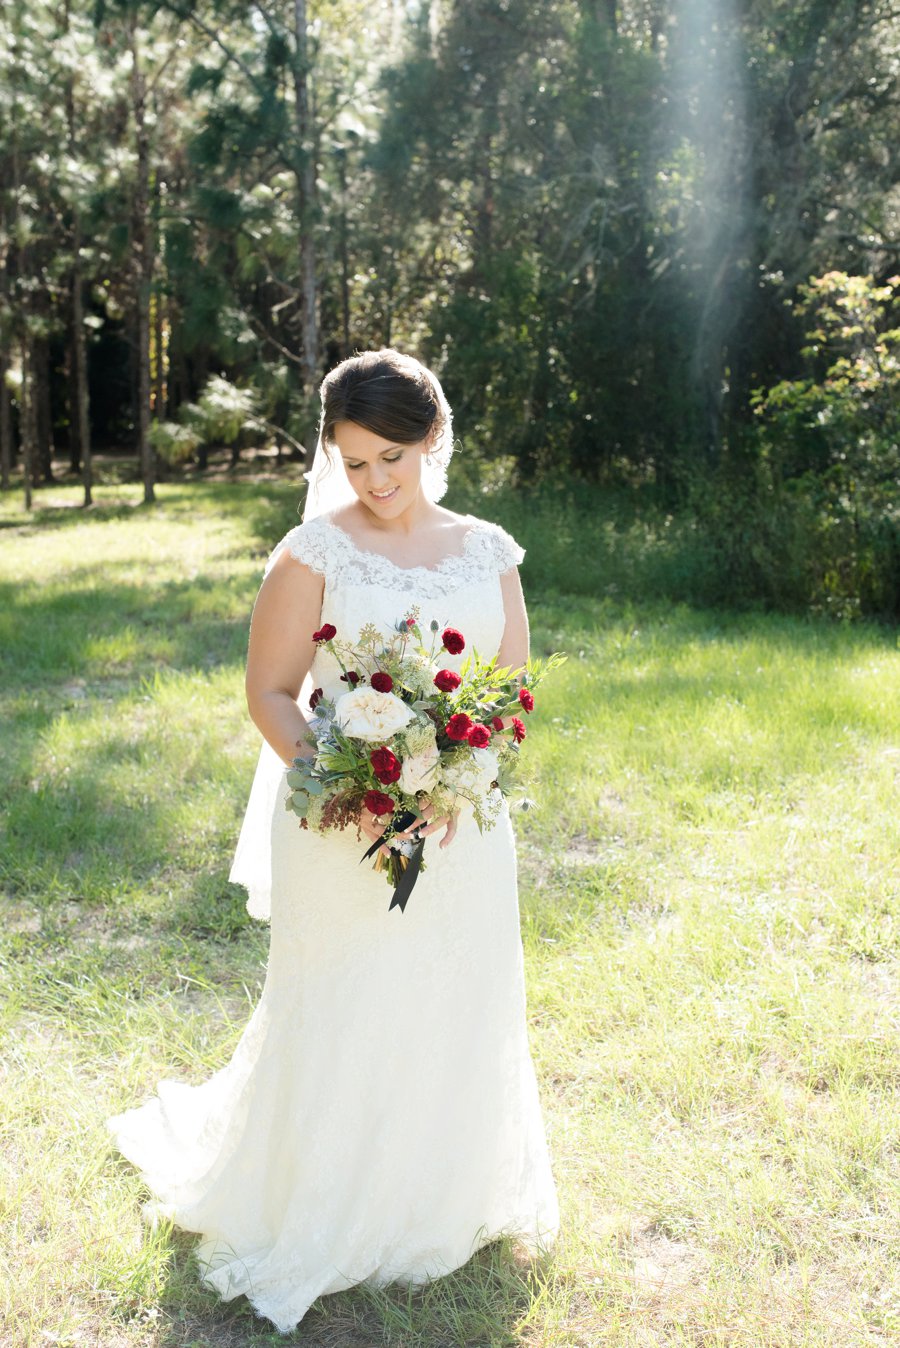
1,474,899,1346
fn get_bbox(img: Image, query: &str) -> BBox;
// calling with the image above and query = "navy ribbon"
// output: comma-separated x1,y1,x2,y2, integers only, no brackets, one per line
360,810,426,913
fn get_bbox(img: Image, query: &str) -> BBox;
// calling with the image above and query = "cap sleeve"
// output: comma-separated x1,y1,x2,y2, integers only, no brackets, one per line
484,521,525,573
264,518,352,579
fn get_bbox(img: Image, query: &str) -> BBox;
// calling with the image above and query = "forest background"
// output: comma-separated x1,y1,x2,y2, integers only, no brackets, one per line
3,4,900,1345
1,0,898,617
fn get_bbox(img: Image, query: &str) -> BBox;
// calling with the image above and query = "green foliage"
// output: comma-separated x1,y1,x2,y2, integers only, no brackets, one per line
748,272,900,618
148,418,201,466
191,374,258,446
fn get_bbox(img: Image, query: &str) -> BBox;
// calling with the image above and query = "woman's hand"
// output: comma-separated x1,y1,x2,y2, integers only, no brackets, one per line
359,812,393,859
359,803,458,859
406,803,458,850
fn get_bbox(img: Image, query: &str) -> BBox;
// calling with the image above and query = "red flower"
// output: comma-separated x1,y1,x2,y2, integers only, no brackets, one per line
370,747,402,785
340,670,360,685
518,687,535,713
312,623,336,643
441,627,465,655
445,712,474,741
309,687,324,711
434,669,461,692
467,723,492,748
406,617,416,628
491,716,505,732
370,671,394,693
364,789,395,816
511,716,527,743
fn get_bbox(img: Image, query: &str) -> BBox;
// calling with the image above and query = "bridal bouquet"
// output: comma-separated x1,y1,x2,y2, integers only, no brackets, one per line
285,613,564,912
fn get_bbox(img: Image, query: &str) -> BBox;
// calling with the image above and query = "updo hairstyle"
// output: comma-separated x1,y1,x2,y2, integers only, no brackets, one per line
319,348,445,446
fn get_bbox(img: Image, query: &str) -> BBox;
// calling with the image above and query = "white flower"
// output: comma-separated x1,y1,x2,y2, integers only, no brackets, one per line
399,741,441,795
441,747,500,813
334,686,415,741
398,654,439,698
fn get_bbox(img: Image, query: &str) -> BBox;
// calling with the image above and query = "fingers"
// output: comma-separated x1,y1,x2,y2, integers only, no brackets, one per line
438,813,458,849
360,815,392,858
413,815,449,838
363,808,459,854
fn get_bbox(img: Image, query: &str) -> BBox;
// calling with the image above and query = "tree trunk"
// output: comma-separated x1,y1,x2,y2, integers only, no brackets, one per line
72,252,92,506
34,334,54,483
21,338,35,511
130,18,155,503
597,0,617,33
65,0,92,504
0,353,12,491
291,0,319,467
68,338,81,477
152,171,166,420
153,287,166,420
336,148,351,357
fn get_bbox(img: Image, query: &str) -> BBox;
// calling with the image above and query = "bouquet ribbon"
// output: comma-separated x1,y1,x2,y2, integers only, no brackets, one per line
359,810,426,914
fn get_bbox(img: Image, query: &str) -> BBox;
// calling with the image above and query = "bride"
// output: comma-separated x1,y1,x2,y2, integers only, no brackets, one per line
108,348,559,1333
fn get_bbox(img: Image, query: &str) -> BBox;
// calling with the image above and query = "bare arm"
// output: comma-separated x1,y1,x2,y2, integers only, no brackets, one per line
497,565,530,673
245,549,325,765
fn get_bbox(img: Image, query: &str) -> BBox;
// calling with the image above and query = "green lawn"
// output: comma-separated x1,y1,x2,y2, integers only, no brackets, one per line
1,479,899,1347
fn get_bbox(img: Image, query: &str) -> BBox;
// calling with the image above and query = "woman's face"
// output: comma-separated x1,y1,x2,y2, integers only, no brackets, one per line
332,421,429,519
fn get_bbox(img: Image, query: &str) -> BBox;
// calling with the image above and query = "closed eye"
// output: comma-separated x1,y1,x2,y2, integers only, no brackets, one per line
345,453,403,471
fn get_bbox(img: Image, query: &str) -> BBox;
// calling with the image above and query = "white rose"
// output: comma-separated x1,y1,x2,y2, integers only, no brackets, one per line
441,747,500,814
334,686,415,741
399,742,441,795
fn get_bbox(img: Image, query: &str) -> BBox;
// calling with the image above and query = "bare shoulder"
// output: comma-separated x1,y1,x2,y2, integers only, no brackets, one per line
258,542,325,607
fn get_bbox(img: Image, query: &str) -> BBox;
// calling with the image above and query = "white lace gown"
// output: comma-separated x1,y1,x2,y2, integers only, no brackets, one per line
108,515,559,1334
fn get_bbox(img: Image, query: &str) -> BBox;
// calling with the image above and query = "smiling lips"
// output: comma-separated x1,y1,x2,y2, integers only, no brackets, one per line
370,486,399,501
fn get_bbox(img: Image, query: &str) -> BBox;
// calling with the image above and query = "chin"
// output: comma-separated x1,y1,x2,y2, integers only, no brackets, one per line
361,486,412,515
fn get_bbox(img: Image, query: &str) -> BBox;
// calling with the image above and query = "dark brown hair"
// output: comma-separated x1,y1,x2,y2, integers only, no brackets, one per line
318,348,447,449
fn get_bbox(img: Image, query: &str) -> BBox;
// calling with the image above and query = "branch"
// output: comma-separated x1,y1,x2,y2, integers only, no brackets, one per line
246,311,305,368
164,3,265,96
251,1,287,44
246,415,306,454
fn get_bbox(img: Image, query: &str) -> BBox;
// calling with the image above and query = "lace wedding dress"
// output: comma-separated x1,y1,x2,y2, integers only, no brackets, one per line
108,515,559,1334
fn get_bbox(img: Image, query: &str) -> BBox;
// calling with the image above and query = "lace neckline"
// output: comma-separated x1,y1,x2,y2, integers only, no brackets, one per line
319,516,482,576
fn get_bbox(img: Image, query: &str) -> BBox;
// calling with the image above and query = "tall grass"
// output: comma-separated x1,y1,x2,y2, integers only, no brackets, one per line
1,478,899,1346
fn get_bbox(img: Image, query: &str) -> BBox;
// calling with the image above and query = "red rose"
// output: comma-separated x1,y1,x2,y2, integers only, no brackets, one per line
518,687,535,713
364,789,395,816
370,747,402,785
467,723,492,748
445,712,474,741
309,687,324,711
511,716,526,743
370,671,394,693
406,617,416,628
441,627,465,655
312,623,336,643
340,670,360,685
434,669,461,692
491,716,505,732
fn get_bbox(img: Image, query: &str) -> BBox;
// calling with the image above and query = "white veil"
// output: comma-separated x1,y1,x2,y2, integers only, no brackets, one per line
231,354,456,920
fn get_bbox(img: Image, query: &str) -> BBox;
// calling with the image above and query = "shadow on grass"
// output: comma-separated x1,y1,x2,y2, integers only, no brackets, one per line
0,479,302,557
0,574,250,686
144,1226,547,1347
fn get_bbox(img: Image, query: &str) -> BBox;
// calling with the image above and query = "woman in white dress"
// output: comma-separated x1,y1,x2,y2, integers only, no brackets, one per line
108,349,559,1333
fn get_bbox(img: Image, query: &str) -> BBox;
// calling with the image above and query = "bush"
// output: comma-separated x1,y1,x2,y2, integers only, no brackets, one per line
148,420,202,466
725,271,900,619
